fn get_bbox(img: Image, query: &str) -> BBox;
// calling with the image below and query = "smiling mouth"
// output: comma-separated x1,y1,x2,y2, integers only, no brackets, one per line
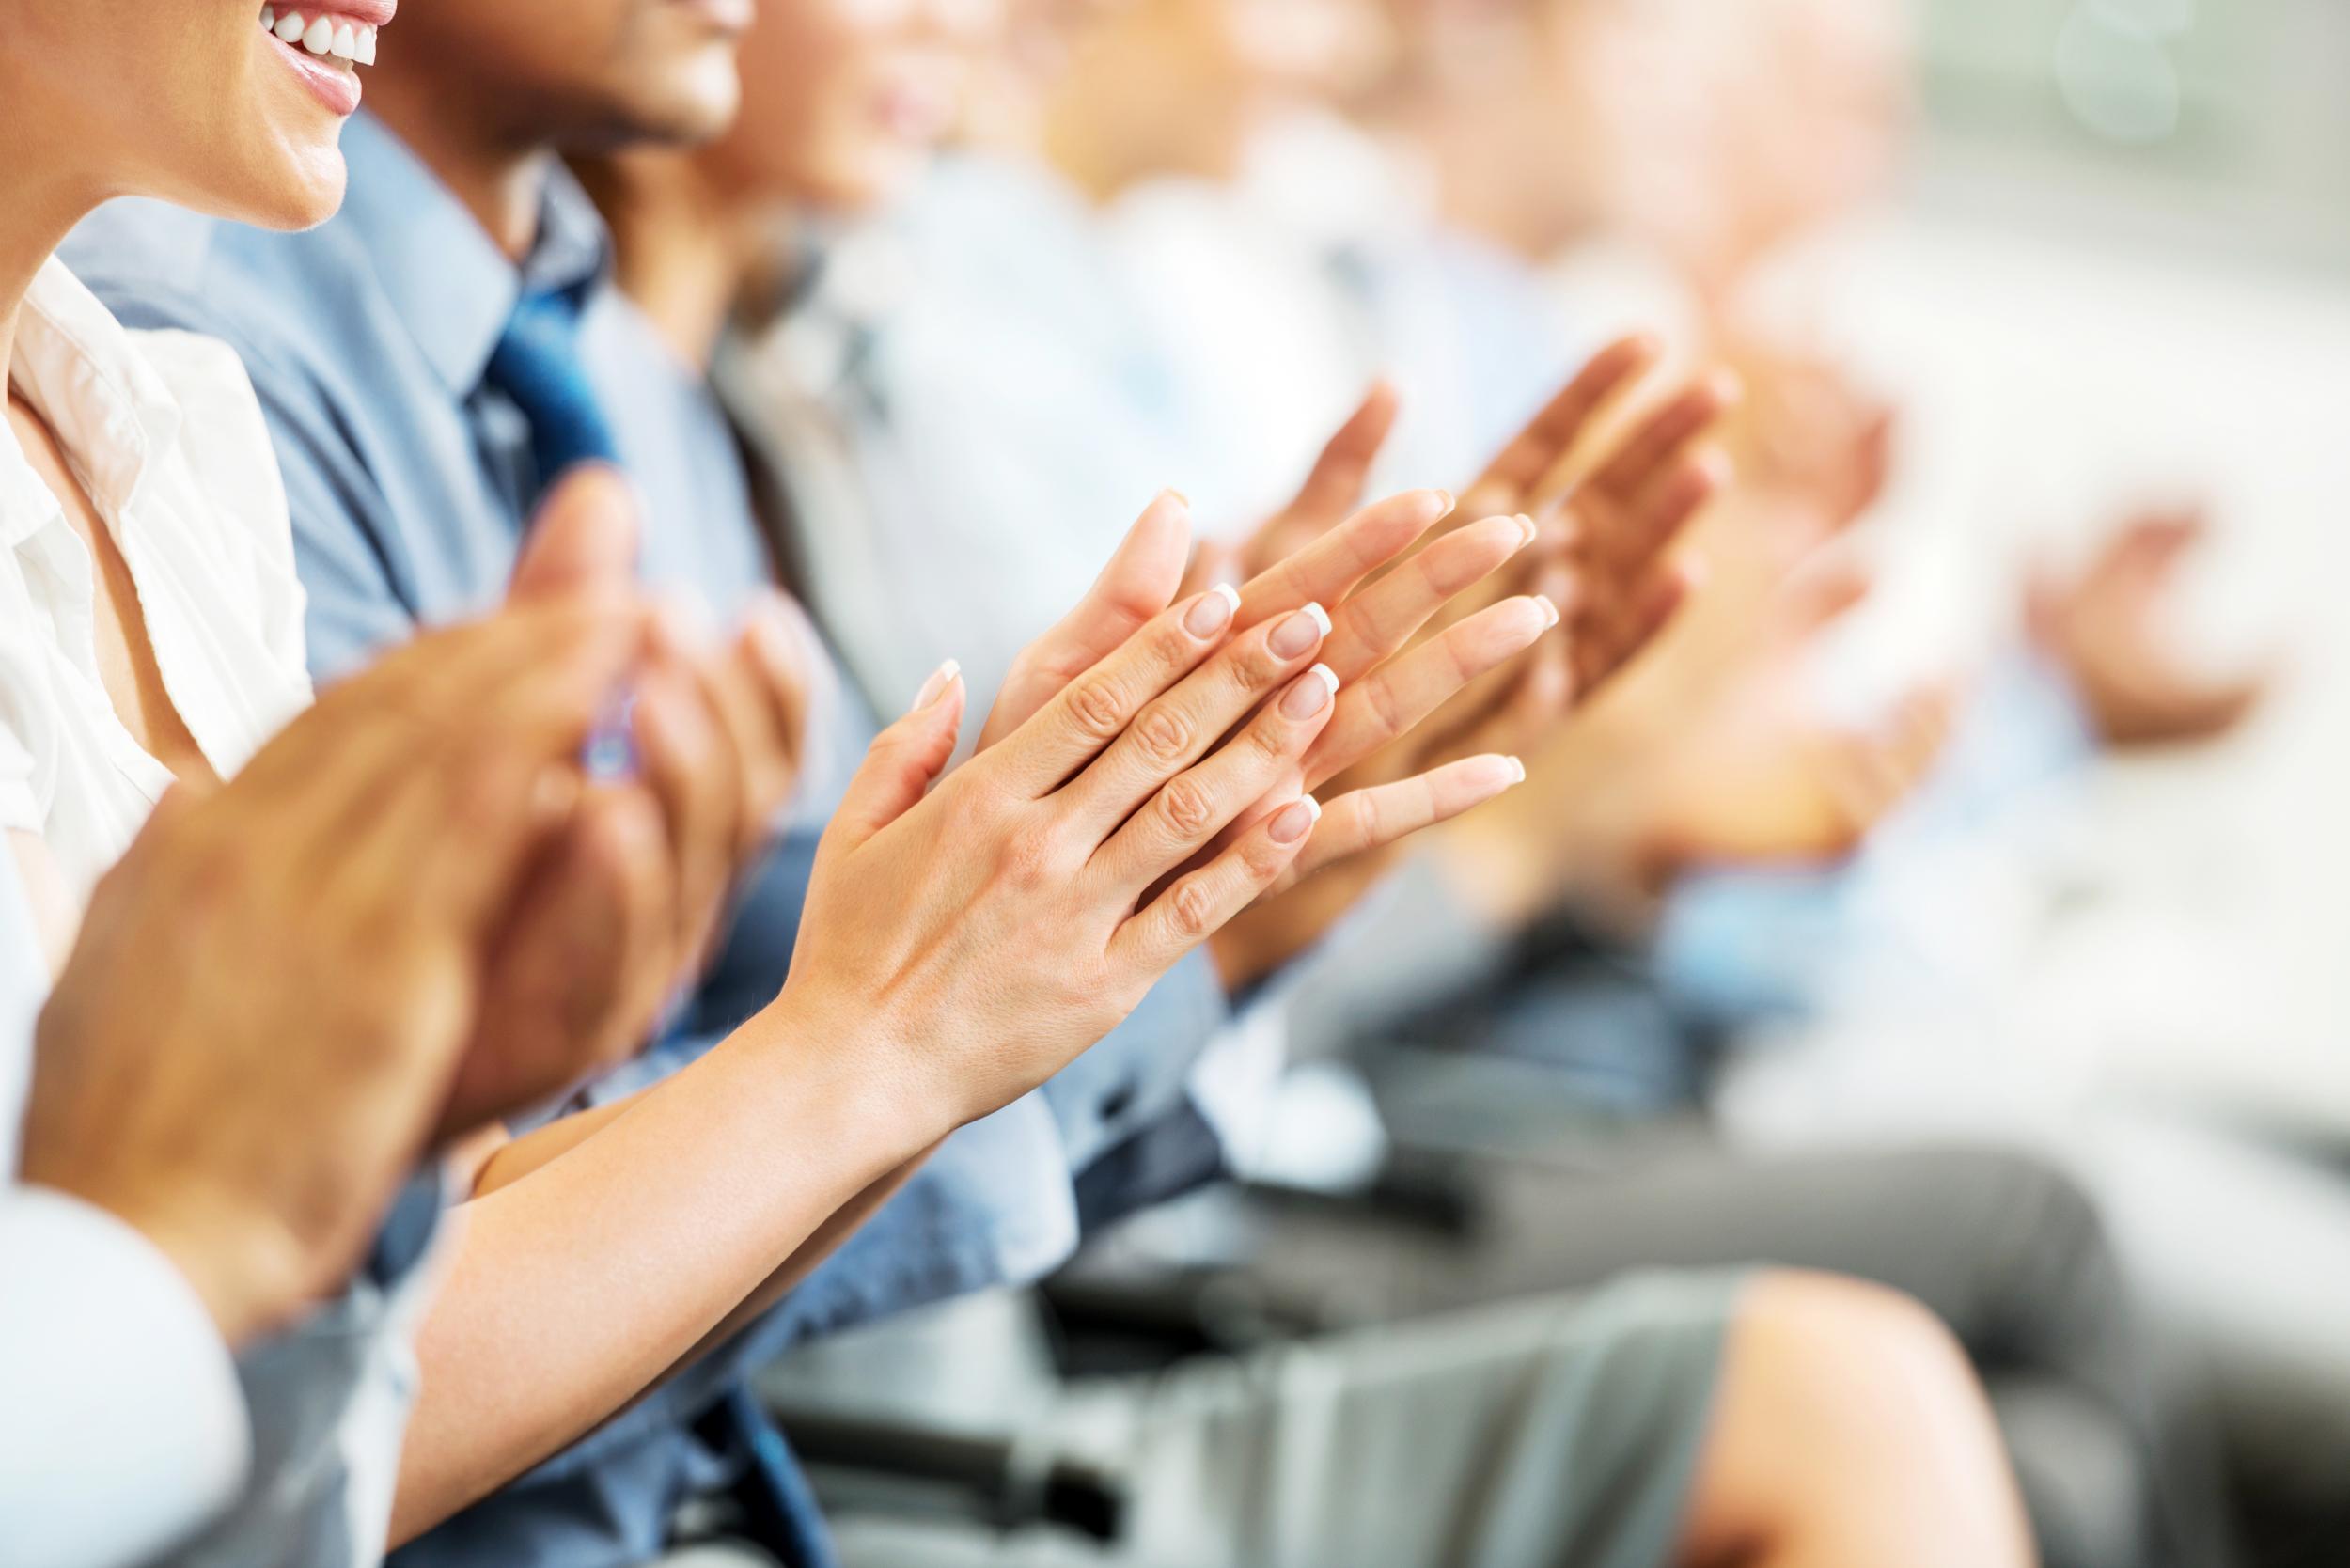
258,5,382,66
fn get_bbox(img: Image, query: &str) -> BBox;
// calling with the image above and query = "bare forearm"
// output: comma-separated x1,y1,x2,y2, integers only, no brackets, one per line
471,1092,644,1196
656,1144,941,1386
387,1004,934,1544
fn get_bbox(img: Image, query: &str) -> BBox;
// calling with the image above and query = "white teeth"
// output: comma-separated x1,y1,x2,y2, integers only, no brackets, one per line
264,7,379,67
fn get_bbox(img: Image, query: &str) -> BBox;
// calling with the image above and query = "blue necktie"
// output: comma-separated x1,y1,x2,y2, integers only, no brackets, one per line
484,280,840,1568
485,284,623,499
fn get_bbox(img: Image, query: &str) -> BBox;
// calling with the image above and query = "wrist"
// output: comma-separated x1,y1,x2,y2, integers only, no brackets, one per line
742,981,965,1159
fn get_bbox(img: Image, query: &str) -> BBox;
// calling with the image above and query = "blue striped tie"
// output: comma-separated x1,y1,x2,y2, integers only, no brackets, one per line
485,284,623,498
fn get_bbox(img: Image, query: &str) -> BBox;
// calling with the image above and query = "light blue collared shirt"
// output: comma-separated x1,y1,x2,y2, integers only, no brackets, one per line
66,113,1233,1568
1655,650,2104,1023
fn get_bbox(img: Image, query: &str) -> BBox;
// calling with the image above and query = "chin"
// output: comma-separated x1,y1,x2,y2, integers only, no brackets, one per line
250,149,352,231
180,142,349,234
638,51,743,144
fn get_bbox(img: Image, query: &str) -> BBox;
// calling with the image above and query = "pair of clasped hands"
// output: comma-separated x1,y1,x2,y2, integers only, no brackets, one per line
19,336,1733,1347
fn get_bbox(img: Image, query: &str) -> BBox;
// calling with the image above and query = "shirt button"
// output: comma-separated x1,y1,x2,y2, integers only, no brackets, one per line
1097,1084,1136,1124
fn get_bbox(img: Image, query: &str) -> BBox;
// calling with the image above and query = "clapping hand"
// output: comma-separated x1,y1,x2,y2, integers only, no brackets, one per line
2028,507,2271,751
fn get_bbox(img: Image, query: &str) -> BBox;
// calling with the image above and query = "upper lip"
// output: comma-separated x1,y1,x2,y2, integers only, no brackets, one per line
290,0,397,24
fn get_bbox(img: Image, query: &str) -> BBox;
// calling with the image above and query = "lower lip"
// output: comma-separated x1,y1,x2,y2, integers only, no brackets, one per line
877,86,952,145
267,31,364,117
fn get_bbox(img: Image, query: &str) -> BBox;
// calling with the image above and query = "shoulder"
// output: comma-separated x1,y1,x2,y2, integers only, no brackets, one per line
62,200,367,405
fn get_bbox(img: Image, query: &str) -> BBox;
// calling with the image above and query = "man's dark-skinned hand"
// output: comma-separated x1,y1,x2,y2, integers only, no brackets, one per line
1195,338,1742,985
438,467,813,1137
19,601,653,1347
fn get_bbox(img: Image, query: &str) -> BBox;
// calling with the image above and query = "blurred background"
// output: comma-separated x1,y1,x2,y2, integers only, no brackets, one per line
722,2,2350,1564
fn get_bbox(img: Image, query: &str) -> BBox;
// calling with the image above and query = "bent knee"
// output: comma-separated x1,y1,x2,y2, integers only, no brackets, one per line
1731,1269,1989,1432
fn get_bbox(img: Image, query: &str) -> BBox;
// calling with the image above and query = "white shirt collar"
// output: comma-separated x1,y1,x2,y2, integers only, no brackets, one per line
3,258,185,546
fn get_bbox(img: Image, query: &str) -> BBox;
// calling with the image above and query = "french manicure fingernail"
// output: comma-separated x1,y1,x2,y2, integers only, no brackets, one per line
1270,604,1330,659
1507,756,1528,785
1269,795,1323,845
912,659,962,713
1535,595,1562,630
1516,514,1539,548
1282,663,1340,719
1186,583,1241,636
1434,489,1456,515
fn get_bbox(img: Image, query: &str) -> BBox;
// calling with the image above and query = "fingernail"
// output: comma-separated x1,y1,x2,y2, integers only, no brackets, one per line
1186,583,1241,637
650,596,709,655
1534,595,1562,630
1269,604,1330,659
912,659,962,713
1269,795,1323,845
1434,489,1456,516
1516,514,1539,548
1162,486,1191,509
1507,756,1528,785
1282,663,1340,719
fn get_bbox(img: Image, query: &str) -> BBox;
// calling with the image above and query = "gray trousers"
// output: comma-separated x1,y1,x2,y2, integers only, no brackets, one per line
817,1274,1741,1568
1102,1139,2231,1568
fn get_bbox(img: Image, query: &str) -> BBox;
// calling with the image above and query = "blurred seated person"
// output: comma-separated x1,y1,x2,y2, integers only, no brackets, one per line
569,4,2102,1567
618,3,2235,1565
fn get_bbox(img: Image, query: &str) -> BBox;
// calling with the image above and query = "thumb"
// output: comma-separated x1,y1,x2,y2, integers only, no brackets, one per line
511,464,642,603
827,661,968,852
1778,561,1873,641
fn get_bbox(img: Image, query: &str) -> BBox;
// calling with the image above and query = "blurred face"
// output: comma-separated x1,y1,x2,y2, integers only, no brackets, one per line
386,0,750,151
1557,0,1906,275
0,0,397,229
1221,0,1393,106
708,0,1000,210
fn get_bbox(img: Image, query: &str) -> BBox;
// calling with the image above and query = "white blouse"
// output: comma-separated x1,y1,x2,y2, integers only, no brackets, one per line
0,258,313,902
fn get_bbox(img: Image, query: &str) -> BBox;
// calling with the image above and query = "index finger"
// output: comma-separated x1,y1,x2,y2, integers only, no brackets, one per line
1232,489,1454,632
1460,337,1660,515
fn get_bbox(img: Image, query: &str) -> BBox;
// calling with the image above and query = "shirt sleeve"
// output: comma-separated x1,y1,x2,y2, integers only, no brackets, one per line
262,368,429,687
0,1192,254,1568
0,829,252,1565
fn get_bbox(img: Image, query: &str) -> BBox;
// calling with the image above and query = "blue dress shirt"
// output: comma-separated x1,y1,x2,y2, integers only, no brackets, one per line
65,113,1234,1568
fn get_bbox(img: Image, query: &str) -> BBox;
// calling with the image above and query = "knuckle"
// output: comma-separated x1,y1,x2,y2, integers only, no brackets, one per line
1360,676,1407,742
1232,640,1287,691
995,823,1061,890
1156,776,1216,839
1167,876,1220,940
1066,676,1128,743
1132,702,1194,766
1247,712,1298,764
1241,831,1290,880
1152,616,1199,663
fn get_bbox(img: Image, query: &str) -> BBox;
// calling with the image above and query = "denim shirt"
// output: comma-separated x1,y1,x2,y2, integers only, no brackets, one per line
66,114,1233,1568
